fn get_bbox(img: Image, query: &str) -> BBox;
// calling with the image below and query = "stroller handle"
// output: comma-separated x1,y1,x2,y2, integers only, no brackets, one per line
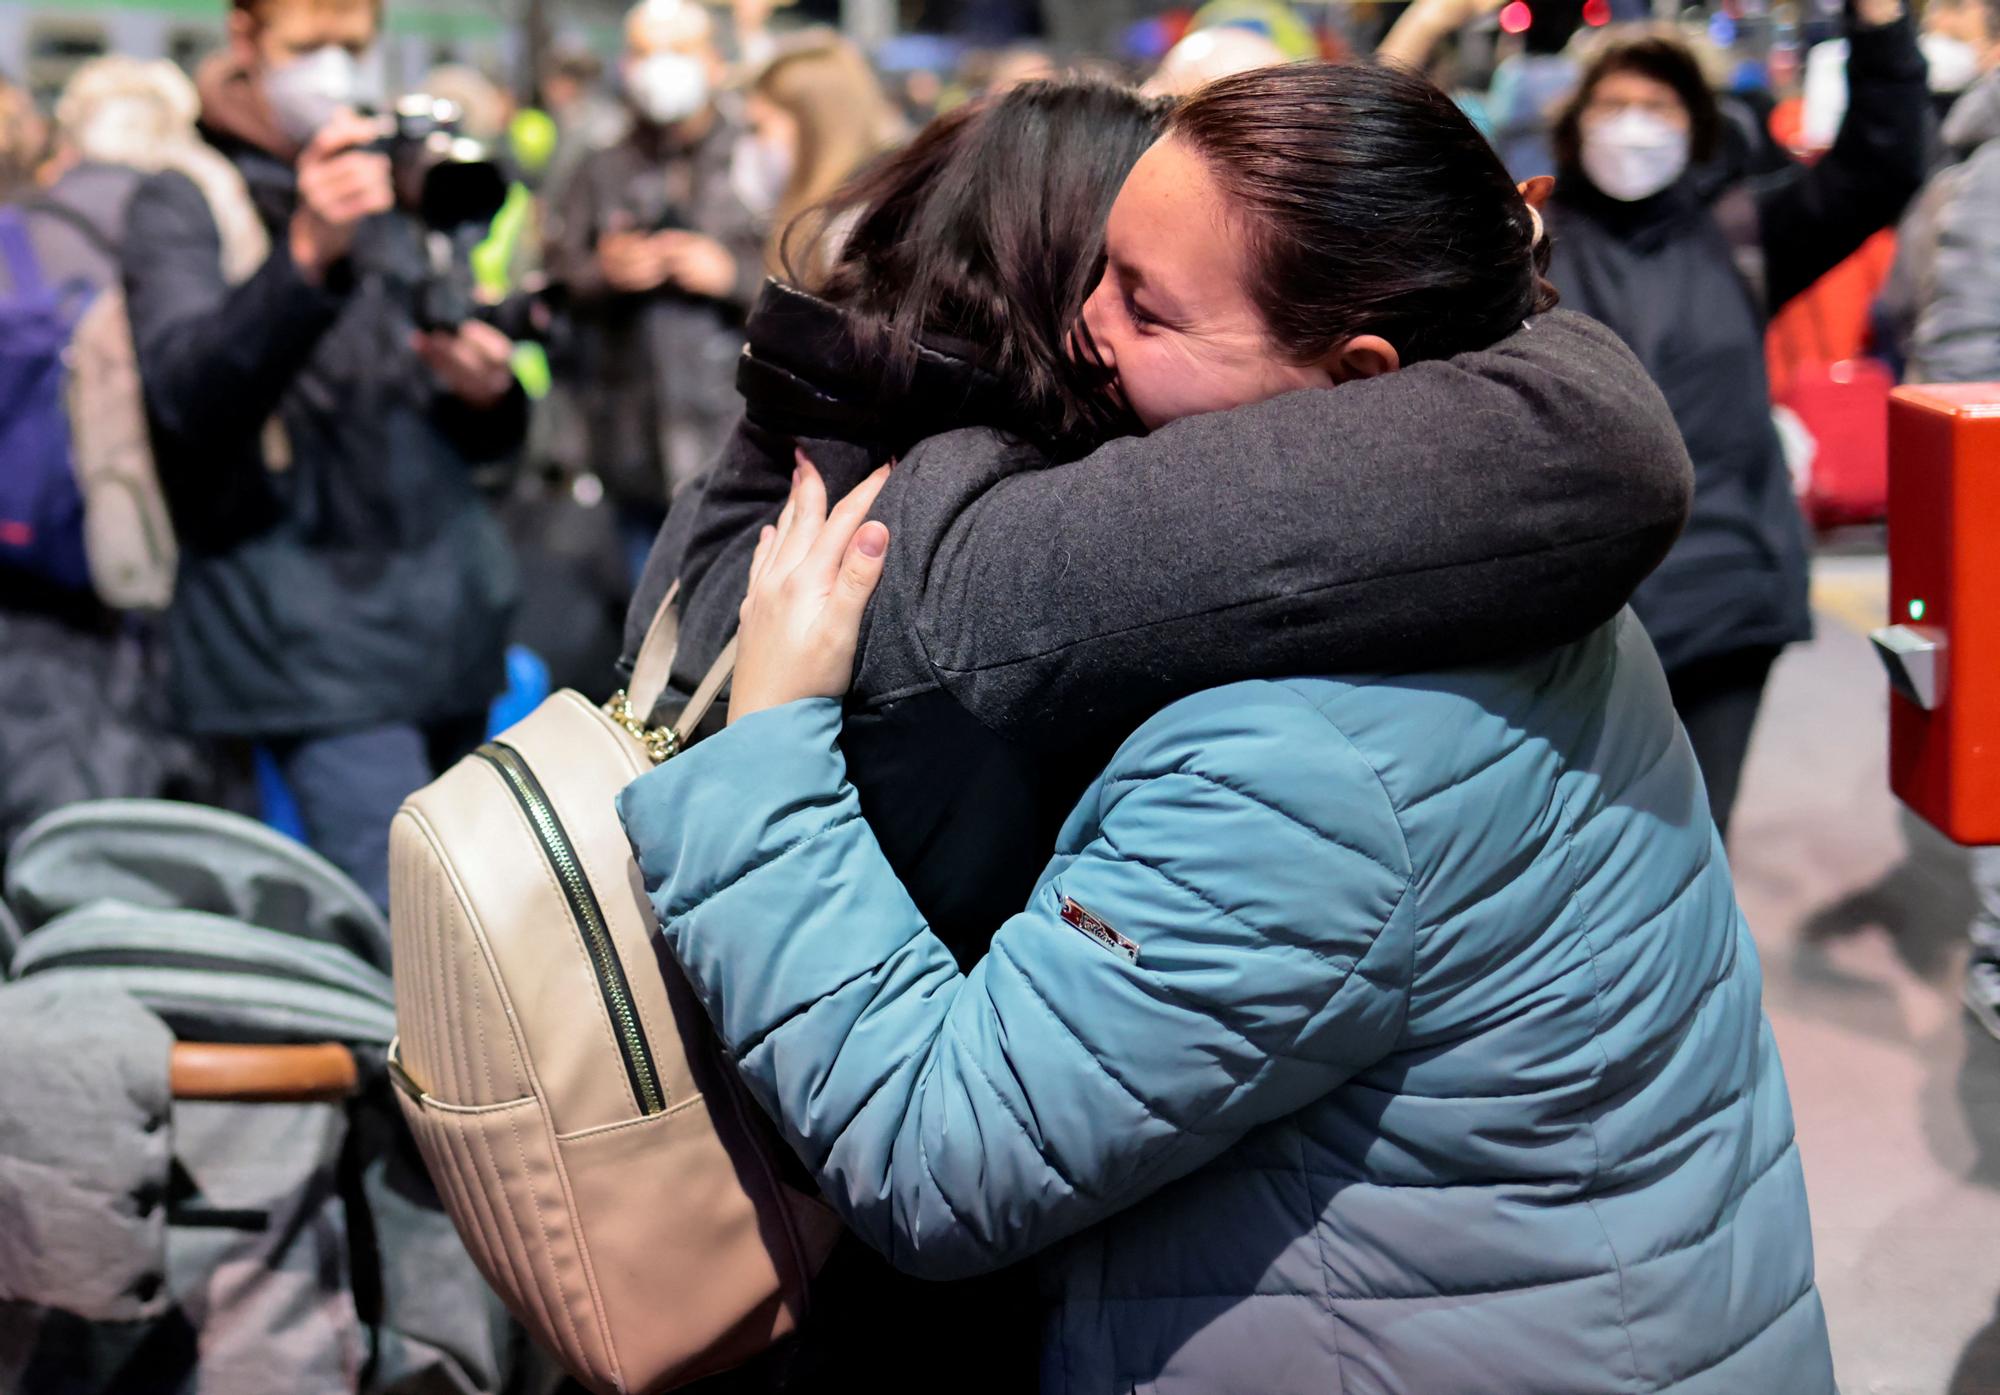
170,1042,359,1103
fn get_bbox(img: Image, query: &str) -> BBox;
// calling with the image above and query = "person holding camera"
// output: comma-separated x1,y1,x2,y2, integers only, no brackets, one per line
543,0,768,583
122,0,527,908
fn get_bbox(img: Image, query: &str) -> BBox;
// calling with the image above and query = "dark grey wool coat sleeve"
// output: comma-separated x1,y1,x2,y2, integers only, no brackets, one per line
861,309,1692,745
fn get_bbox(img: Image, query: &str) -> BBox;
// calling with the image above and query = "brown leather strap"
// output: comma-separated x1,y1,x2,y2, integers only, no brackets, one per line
169,1042,359,1103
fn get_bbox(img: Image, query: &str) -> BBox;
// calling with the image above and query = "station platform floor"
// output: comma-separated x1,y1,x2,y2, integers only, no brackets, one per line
1738,551,2000,1394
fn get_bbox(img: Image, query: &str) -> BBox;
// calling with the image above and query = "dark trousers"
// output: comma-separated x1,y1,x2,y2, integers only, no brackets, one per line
273,715,487,911
1666,646,1783,843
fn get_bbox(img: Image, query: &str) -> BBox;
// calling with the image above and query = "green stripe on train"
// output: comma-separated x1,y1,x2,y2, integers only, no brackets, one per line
8,0,507,38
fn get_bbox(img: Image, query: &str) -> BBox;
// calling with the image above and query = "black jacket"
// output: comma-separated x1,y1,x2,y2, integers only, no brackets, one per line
125,127,525,739
628,283,1696,970
1548,12,1929,674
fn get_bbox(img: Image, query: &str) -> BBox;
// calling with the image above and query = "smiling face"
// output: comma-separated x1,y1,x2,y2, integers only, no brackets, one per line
1078,137,1333,432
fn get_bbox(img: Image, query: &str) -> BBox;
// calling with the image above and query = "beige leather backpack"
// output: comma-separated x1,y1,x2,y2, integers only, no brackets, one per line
386,593,841,1394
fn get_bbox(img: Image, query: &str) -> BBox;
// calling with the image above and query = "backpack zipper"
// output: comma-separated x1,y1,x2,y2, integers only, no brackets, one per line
476,741,665,1117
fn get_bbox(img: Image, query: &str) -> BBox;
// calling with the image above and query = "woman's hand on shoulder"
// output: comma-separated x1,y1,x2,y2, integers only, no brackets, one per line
728,452,892,725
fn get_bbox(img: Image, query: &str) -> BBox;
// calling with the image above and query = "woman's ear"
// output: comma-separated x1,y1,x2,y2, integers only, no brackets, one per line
1326,334,1401,383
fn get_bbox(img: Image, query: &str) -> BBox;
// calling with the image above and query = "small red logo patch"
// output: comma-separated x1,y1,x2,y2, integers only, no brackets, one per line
1059,897,1140,964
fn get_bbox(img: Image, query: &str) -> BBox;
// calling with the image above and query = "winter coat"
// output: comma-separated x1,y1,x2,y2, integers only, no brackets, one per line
541,106,765,511
625,286,1695,971
1547,13,1930,675
1,165,229,853
1894,70,2000,382
124,114,525,740
618,610,1833,1394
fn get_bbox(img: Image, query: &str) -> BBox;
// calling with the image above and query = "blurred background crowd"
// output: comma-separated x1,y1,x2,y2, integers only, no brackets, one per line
4,0,2000,1390
1,0,1981,897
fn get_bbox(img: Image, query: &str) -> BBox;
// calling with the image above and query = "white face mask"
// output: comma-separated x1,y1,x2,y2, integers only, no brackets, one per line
1922,32,1982,95
262,44,381,145
627,52,711,126
1581,109,1692,203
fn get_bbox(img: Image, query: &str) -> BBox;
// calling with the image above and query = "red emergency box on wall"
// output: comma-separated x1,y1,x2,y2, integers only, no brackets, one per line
1879,384,2000,845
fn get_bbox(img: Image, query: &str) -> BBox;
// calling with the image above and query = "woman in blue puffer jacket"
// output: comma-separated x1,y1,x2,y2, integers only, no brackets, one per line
619,64,1833,1395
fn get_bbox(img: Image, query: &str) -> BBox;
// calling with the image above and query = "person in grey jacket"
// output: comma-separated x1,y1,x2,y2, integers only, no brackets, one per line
1901,64,2000,383
542,0,766,582
0,57,233,856
1886,33,2000,1040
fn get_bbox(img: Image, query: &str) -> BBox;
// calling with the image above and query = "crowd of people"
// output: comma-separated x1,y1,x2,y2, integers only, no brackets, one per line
2,0,1997,1386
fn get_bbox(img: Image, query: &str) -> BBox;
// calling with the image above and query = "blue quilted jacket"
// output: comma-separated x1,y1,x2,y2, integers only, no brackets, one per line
618,613,1833,1394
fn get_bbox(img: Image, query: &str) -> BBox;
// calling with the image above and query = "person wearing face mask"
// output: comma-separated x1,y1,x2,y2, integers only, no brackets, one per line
119,0,528,909
1922,0,2000,123
543,0,768,587
1545,10,1929,844
742,33,906,281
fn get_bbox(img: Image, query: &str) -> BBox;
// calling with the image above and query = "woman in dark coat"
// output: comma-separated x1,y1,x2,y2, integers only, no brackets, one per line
1545,6,1930,837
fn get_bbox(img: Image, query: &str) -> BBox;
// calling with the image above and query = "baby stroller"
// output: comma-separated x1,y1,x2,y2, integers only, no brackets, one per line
0,799,545,1395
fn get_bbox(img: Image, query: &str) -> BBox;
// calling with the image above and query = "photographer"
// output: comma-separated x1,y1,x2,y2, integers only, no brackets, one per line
123,0,526,908
543,0,766,583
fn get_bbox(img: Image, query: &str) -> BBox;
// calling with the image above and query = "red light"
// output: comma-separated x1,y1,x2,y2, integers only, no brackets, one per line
1500,2,1533,33
1583,0,1611,24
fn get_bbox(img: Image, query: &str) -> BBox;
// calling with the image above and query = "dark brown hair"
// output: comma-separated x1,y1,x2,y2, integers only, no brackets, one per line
1167,62,1557,369
795,78,1169,458
1551,30,1722,175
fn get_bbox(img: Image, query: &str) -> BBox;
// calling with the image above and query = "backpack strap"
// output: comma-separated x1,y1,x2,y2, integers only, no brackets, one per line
0,207,46,297
627,580,683,719
21,197,118,262
607,581,741,763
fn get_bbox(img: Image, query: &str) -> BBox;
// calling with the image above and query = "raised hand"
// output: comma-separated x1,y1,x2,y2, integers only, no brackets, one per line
728,454,892,724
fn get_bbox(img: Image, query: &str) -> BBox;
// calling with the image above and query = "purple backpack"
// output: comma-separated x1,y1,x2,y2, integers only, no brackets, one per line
0,206,94,592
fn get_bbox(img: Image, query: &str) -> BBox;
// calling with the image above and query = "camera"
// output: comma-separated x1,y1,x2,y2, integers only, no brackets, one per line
368,95,524,335
372,95,509,235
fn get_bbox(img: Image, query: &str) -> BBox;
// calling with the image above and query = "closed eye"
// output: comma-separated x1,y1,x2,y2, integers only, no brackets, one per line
1123,286,1162,332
